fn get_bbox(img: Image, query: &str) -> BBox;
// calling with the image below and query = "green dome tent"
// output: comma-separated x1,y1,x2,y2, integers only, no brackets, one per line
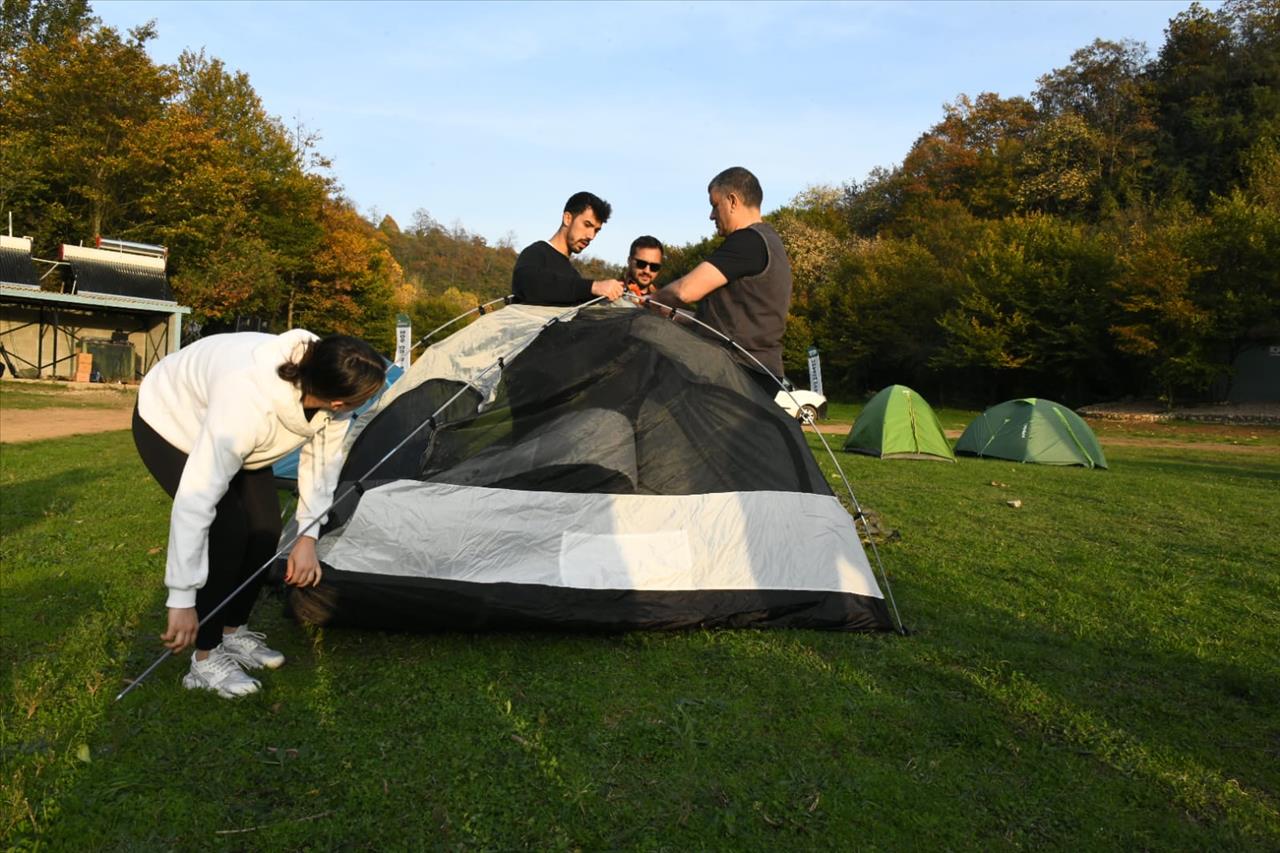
955,398,1108,469
843,385,956,462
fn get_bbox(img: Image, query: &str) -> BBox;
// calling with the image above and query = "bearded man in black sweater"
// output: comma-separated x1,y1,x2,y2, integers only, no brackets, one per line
511,192,626,306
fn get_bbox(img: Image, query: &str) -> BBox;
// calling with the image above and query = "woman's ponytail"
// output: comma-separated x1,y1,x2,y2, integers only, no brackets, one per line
276,341,316,386
278,334,384,402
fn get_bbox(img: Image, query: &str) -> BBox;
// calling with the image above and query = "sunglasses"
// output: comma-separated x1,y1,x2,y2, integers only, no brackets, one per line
631,259,662,272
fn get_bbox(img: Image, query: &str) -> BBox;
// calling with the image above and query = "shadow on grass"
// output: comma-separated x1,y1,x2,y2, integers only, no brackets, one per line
890,587,1280,835
20,575,1280,848
0,467,109,537
1120,456,1280,483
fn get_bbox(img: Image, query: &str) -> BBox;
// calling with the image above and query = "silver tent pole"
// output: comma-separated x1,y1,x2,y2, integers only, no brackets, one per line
408,296,512,355
117,298,610,702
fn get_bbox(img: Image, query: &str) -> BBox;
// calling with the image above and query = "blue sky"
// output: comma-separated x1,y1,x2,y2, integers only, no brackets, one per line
97,1,1203,264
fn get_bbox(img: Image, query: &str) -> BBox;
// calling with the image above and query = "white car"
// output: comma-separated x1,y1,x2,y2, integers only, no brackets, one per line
774,381,827,422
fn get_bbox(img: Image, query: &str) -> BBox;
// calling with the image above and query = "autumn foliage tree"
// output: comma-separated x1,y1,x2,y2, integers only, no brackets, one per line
290,197,407,350
786,0,1280,404
1,4,414,351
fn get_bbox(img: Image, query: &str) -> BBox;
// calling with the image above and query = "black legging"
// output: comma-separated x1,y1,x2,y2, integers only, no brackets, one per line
132,408,281,650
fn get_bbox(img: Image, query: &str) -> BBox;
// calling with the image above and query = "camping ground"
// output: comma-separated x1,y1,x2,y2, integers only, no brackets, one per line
1,384,1278,848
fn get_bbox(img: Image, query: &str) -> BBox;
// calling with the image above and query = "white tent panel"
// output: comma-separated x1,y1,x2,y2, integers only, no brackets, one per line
320,481,881,597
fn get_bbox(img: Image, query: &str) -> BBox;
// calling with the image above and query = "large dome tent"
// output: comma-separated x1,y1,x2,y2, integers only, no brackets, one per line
283,300,899,634
955,398,1108,468
843,384,955,462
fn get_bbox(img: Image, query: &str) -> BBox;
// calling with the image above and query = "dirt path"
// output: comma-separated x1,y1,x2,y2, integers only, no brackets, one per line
0,406,133,443
1,404,1276,455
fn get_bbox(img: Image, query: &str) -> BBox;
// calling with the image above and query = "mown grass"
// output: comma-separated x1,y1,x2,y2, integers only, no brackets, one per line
2,426,1278,849
0,382,136,411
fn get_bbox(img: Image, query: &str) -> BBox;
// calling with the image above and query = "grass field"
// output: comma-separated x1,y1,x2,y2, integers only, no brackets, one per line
2,420,1278,849
0,381,136,410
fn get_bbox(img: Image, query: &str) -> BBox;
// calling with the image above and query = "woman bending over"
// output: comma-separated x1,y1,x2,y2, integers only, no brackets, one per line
133,330,384,697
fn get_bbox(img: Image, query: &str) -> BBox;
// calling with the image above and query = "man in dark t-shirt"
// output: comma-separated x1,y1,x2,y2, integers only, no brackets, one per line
649,167,794,393
511,192,626,306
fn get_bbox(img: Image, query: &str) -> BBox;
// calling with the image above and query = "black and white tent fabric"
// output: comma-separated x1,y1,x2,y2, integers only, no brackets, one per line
289,304,893,633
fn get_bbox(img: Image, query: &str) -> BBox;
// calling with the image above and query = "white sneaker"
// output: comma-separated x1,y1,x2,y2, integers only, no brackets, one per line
182,650,261,698
219,626,286,670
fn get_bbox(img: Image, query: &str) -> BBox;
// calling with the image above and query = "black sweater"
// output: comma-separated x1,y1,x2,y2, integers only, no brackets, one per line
511,241,593,305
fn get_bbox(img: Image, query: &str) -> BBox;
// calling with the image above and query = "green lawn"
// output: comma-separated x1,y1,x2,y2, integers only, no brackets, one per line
0,382,136,411
2,427,1278,849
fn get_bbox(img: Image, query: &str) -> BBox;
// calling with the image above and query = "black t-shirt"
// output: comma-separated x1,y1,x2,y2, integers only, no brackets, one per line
511,241,594,306
705,228,768,282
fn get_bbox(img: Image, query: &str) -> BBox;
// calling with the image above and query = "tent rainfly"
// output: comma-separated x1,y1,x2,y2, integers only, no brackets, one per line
844,384,955,461
955,398,1108,468
283,304,894,634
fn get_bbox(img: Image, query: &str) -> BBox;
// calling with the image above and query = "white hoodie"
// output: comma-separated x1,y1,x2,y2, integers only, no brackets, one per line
138,330,353,608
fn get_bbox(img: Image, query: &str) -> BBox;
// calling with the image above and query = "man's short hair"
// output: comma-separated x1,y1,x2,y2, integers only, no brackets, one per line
564,191,612,223
707,167,763,209
629,235,664,257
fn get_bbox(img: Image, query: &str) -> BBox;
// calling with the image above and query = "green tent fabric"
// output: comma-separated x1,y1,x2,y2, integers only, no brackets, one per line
844,385,956,462
955,398,1108,469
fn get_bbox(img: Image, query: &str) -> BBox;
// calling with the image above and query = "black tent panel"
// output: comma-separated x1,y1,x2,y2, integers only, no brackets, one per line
292,570,893,633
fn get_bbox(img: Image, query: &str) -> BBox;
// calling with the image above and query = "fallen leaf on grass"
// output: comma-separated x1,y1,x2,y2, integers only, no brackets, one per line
990,481,1008,488
76,744,91,763
1006,499,1022,509
147,547,162,555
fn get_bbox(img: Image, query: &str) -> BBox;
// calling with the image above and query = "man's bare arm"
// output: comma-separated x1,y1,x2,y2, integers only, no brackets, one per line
650,261,728,308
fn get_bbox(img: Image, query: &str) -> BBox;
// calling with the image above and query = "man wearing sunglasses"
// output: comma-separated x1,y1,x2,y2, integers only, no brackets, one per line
512,191,626,306
648,167,793,397
624,236,664,297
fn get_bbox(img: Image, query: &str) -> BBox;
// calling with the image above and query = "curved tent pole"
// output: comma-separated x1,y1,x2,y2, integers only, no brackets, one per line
117,298,610,702
628,294,906,635
409,295,514,355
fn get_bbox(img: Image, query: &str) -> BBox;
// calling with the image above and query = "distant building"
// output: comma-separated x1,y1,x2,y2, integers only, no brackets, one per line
0,236,190,381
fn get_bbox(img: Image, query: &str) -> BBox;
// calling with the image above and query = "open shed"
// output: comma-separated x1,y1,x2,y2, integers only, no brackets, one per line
0,237,190,380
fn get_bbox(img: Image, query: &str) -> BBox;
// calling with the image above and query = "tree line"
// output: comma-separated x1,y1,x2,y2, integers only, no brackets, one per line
734,0,1276,406
3,1,414,348
4,0,1276,403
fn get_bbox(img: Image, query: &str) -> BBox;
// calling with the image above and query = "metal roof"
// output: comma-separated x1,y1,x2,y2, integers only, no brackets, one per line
0,282,190,315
